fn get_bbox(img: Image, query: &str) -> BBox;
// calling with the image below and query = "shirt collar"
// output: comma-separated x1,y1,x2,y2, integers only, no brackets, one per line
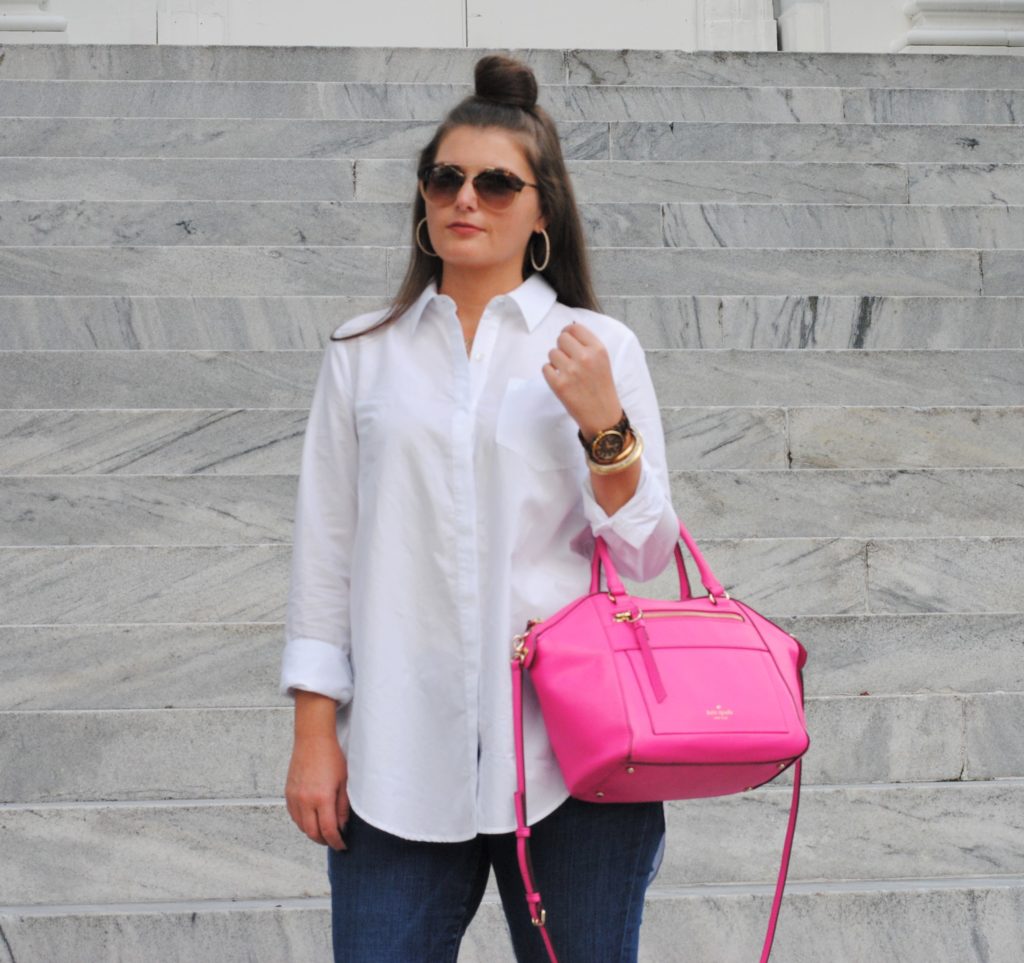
406,272,558,334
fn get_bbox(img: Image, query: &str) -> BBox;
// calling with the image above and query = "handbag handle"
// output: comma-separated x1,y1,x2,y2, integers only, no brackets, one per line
589,519,726,602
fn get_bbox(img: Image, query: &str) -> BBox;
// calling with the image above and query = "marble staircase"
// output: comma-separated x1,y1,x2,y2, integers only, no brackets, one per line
1,44,1023,962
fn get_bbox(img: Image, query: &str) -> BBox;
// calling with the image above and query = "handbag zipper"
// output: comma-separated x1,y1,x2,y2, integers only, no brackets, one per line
613,608,744,622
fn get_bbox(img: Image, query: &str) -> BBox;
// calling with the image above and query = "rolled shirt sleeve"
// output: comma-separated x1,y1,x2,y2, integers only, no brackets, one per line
279,338,359,706
579,328,679,582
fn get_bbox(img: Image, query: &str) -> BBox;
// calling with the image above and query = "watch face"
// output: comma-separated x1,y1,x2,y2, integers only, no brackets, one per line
593,431,627,463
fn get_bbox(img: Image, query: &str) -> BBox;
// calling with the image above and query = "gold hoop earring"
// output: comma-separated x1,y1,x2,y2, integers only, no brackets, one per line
416,217,439,258
530,229,551,272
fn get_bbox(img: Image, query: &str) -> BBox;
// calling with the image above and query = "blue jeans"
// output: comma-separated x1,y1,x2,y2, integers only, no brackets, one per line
327,795,666,962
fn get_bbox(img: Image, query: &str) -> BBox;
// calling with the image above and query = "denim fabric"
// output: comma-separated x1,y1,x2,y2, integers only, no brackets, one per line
327,796,666,963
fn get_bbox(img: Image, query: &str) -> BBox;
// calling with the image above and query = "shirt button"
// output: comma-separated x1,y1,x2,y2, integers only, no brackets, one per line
473,352,484,361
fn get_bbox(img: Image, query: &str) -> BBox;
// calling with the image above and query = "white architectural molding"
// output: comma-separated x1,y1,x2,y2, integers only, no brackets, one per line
0,0,67,31
698,0,778,50
777,0,829,50
157,0,229,44
900,0,1024,48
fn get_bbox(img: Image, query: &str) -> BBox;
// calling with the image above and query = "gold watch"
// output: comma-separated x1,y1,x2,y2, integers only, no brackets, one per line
578,411,631,465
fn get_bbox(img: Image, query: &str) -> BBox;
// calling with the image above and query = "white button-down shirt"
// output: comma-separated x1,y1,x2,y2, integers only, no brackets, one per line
280,272,678,841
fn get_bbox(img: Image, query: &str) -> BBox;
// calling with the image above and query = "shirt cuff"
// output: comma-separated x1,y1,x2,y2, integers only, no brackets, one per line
580,456,667,550
279,637,354,706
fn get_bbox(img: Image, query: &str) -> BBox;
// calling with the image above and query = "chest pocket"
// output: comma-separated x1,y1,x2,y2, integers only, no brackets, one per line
495,376,581,472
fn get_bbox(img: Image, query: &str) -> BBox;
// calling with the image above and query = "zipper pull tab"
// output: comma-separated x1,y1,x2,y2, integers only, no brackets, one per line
631,610,668,704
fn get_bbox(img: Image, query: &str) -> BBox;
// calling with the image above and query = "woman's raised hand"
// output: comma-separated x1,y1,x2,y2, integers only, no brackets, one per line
285,690,350,851
541,322,623,438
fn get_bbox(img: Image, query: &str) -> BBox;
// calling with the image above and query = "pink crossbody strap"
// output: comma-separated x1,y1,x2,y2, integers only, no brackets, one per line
510,655,801,963
511,654,560,961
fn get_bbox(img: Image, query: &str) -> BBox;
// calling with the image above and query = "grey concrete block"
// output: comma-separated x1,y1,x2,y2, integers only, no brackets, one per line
613,295,1024,350
647,349,1024,406
661,203,1024,250
612,121,1024,163
0,351,321,409
0,117,608,160
867,537,1024,614
0,45,568,84
0,623,288,711
965,693,1024,781
669,469,1024,538
662,407,788,469
0,157,357,202
0,545,288,624
0,708,292,803
0,476,297,546
0,295,386,350
850,87,1024,125
3,783,1022,904
355,158,910,204
981,251,1024,296
0,246,386,298
0,409,309,476
588,249,980,297
565,49,1024,90
4,883,1024,963
783,613,1024,697
659,781,1024,887
789,407,1024,469
910,165,1024,205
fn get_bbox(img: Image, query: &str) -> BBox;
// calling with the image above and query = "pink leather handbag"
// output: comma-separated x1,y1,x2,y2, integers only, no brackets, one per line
511,519,809,962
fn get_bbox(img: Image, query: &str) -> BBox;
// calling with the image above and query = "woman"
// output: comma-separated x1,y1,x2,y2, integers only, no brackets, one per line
281,54,680,963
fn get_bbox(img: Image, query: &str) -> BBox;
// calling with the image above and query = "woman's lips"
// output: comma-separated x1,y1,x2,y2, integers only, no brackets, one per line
447,223,483,237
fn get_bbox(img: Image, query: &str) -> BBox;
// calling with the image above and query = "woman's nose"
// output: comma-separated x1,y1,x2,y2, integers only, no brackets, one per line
454,177,478,209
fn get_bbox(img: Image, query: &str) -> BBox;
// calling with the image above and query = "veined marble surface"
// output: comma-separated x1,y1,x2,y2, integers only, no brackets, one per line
788,406,1024,469
0,116,609,160
1,295,1021,351
661,203,1024,249
867,537,1024,613
0,246,387,297
3,79,1022,125
0,157,358,202
2,783,1021,903
0,623,287,711
565,49,1024,90
910,164,1024,205
611,122,1024,163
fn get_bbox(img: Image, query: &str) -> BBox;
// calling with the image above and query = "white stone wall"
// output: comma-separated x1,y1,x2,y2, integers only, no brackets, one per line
1,0,1021,53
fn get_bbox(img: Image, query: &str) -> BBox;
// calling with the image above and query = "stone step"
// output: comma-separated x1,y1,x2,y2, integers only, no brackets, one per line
2,879,1023,963
2,246,1013,298
2,613,1020,712
7,200,1024,250
9,157,1024,208
3,406,1021,475
611,122,1024,163
2,469,1022,545
2,693,1020,804
2,295,1021,351
1,536,1022,622
2,45,1021,90
4,117,1024,164
8,349,1019,408
3,79,1023,125
1,781,1021,904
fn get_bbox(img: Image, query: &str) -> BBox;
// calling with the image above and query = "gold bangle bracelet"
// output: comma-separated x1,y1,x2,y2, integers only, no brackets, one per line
587,430,644,475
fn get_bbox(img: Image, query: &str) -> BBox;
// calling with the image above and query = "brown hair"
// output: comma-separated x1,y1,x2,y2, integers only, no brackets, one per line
331,54,599,342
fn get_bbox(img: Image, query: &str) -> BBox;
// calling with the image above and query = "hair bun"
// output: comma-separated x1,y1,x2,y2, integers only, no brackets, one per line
474,55,538,110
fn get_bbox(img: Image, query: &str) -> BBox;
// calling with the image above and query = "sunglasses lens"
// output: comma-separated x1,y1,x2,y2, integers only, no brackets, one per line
473,170,521,209
422,166,464,203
